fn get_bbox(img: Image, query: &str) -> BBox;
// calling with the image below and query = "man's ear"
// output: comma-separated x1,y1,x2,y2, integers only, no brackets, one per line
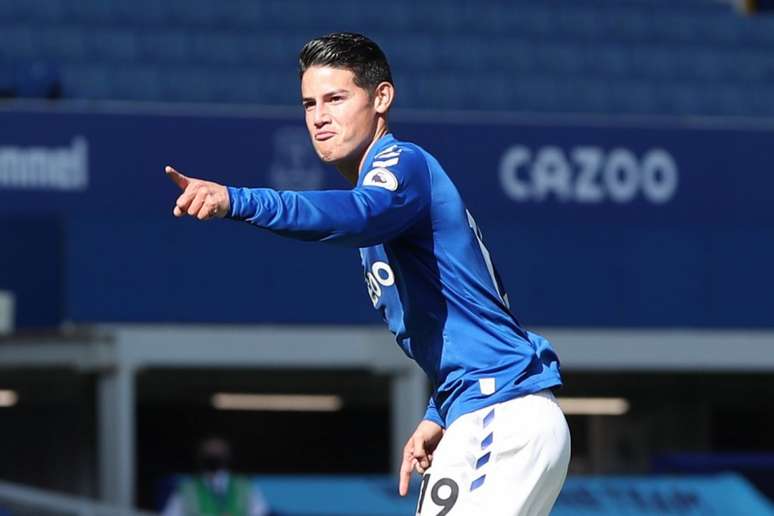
373,81,394,114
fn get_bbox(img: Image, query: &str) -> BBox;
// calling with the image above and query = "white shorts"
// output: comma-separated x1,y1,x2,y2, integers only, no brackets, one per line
415,390,571,516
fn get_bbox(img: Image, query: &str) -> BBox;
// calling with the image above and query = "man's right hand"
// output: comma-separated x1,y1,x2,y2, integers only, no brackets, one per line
398,420,444,496
165,165,230,220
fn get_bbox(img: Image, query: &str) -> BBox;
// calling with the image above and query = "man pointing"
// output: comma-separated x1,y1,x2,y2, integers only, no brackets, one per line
168,32,570,516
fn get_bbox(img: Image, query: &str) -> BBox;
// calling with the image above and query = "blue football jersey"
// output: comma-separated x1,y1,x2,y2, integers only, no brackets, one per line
227,133,562,427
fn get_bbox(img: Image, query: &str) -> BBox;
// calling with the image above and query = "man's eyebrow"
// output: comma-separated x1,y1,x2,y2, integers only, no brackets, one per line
302,89,350,101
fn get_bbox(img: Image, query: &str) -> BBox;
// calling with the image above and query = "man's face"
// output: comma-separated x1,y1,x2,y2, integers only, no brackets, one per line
301,66,377,168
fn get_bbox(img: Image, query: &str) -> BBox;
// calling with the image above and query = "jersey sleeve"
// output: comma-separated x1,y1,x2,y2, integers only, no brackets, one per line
423,396,445,428
226,146,430,247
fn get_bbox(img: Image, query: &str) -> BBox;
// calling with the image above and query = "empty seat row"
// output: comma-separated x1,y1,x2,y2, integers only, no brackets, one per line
41,63,774,117
4,0,774,46
2,0,773,117
3,25,773,85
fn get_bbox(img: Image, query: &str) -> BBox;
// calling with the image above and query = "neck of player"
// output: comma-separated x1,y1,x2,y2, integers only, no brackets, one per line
336,122,389,186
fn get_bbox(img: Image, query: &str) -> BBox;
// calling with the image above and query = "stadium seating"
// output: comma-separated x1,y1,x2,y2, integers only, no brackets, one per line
1,0,773,115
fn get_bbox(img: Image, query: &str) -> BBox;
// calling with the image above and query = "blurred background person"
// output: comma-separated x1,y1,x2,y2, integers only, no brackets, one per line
162,437,270,516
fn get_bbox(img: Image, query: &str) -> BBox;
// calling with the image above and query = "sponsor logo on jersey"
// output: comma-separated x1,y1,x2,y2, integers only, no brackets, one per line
363,168,399,191
364,260,395,306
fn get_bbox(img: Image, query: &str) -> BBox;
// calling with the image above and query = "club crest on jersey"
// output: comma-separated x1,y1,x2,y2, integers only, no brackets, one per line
363,168,399,191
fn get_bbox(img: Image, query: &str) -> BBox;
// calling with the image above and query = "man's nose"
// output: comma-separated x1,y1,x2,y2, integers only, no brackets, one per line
313,105,330,127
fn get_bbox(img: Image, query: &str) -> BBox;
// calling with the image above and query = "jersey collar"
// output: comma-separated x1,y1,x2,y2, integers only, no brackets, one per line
359,132,396,177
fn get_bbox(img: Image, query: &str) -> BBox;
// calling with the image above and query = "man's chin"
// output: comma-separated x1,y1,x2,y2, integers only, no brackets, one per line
317,149,342,165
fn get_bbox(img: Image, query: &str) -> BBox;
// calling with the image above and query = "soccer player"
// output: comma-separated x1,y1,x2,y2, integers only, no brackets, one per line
166,32,570,516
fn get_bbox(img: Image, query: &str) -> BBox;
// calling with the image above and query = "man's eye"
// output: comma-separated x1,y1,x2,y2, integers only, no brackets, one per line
331,96,343,103
303,102,314,110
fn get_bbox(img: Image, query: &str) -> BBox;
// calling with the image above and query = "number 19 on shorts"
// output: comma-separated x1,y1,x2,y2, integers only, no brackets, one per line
416,474,459,516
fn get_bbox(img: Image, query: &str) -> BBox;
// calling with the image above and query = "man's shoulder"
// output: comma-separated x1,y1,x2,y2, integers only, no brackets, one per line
385,137,451,181
370,138,427,168
359,137,431,191
387,137,458,194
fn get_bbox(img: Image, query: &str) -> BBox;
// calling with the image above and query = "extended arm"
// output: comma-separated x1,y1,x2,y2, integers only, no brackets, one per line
166,147,430,247
227,183,425,247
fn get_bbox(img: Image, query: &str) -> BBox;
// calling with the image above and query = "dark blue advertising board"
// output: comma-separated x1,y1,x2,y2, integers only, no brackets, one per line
0,105,771,327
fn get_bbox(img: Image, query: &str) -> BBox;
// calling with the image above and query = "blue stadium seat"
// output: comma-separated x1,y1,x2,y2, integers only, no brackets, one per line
0,2,13,21
227,1,272,28
137,31,191,64
386,34,437,72
607,80,661,114
491,41,538,75
34,28,89,61
88,29,139,63
746,16,774,46
109,0,168,26
109,65,162,100
60,0,115,24
188,32,243,66
60,65,112,99
157,66,212,102
10,0,66,23
0,61,15,96
0,27,36,60
239,32,301,66
2,0,771,116
173,0,223,28
15,61,61,98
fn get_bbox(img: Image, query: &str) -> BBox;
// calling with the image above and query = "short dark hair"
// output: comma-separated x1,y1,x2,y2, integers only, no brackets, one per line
298,32,393,92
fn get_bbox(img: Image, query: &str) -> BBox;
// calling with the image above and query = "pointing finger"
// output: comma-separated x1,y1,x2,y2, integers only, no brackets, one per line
399,441,415,496
165,165,190,190
399,456,414,496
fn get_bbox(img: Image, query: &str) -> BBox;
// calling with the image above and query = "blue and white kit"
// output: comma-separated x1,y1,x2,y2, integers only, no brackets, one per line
227,133,570,515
